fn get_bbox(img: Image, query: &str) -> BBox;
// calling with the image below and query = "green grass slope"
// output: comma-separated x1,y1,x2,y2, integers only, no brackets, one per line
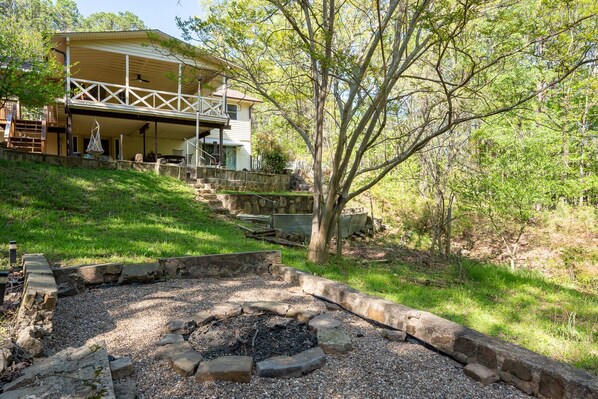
0,159,282,265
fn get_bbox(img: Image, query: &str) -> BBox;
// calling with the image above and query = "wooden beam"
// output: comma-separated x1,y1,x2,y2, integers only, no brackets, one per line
68,107,230,130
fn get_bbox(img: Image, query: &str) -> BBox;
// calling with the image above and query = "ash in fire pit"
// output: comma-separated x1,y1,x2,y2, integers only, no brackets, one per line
189,314,317,362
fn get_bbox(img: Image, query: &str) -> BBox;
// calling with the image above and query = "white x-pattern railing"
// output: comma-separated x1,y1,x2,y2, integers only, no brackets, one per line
69,78,226,118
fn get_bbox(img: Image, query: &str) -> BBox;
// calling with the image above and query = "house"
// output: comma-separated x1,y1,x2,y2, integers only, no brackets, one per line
0,30,261,171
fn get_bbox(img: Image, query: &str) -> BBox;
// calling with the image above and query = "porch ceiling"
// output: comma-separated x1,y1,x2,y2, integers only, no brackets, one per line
71,114,211,140
69,46,217,95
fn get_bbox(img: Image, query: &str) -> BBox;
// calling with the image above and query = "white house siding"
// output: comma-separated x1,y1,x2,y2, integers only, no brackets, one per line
184,102,253,170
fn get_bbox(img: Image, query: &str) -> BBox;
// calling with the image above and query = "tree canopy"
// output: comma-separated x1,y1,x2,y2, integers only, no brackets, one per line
181,0,598,263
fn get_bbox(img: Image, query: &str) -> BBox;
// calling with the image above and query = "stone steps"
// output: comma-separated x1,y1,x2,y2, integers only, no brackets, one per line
190,180,230,216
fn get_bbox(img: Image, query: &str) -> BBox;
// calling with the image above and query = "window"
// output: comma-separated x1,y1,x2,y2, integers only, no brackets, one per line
72,136,79,154
227,104,238,120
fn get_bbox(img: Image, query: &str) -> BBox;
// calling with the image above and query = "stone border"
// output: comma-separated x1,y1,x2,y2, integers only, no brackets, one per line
159,301,337,381
14,254,58,358
53,251,282,296
270,265,598,399
0,147,291,192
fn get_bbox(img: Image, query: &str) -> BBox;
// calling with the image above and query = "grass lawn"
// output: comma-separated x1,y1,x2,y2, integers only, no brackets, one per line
0,158,596,376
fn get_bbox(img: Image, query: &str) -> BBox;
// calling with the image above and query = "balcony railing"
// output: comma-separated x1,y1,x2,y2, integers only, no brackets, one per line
68,78,226,118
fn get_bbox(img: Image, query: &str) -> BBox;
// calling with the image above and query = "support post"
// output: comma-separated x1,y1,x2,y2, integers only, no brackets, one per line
119,134,123,161
222,76,228,116
143,130,146,160
219,127,224,167
65,37,71,101
66,111,73,156
154,121,158,159
195,77,201,169
177,63,182,111
125,54,130,105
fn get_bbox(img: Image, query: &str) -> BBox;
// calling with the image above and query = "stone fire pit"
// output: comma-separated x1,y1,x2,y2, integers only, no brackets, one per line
156,301,354,381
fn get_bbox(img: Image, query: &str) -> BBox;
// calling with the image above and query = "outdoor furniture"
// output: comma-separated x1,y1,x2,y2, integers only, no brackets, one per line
159,155,186,165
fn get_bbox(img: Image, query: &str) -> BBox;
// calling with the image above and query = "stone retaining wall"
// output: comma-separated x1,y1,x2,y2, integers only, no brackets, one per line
269,265,598,399
0,148,291,192
216,193,313,215
15,254,58,357
53,251,282,295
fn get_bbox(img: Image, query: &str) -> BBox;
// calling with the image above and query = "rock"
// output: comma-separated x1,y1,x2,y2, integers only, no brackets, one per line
56,282,79,297
308,314,341,332
169,350,202,377
292,347,326,374
16,326,44,357
110,356,134,379
324,302,342,311
317,327,354,354
164,319,197,335
195,356,253,383
191,310,215,326
242,301,290,316
381,329,406,342
154,341,194,361
210,303,242,319
0,347,13,373
256,356,302,378
118,262,162,284
464,363,500,385
1,341,114,398
114,381,137,399
286,308,319,324
78,263,123,284
157,333,185,346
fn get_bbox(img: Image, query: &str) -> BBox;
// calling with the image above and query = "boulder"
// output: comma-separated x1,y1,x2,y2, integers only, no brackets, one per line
195,356,253,383
78,263,123,284
464,363,500,385
0,347,13,373
242,301,290,316
256,356,302,378
154,341,194,361
157,334,185,346
381,329,407,342
209,303,242,319
308,314,341,332
164,319,197,335
110,356,135,380
191,310,215,326
317,328,354,355
292,347,326,374
118,263,162,284
286,308,319,324
114,381,137,399
16,326,44,358
169,350,202,377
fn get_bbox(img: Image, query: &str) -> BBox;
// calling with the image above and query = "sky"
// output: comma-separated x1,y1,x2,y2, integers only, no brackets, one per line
75,0,204,39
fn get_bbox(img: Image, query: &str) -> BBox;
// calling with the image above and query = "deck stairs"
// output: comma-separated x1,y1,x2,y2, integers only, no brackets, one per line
190,178,229,215
5,119,45,153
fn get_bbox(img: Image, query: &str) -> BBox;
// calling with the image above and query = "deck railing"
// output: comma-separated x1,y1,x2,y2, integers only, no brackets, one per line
68,78,226,118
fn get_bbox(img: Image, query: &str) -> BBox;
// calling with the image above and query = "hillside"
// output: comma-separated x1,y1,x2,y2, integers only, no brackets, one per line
0,159,282,266
0,158,595,376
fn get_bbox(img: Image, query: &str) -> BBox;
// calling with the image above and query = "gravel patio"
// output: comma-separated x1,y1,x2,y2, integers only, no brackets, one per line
47,276,530,399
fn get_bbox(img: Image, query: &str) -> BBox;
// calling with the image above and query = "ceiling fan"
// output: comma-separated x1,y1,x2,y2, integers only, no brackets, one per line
135,74,150,83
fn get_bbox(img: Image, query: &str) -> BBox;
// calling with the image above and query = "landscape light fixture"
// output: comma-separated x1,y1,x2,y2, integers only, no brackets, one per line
9,241,16,267
0,270,7,306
